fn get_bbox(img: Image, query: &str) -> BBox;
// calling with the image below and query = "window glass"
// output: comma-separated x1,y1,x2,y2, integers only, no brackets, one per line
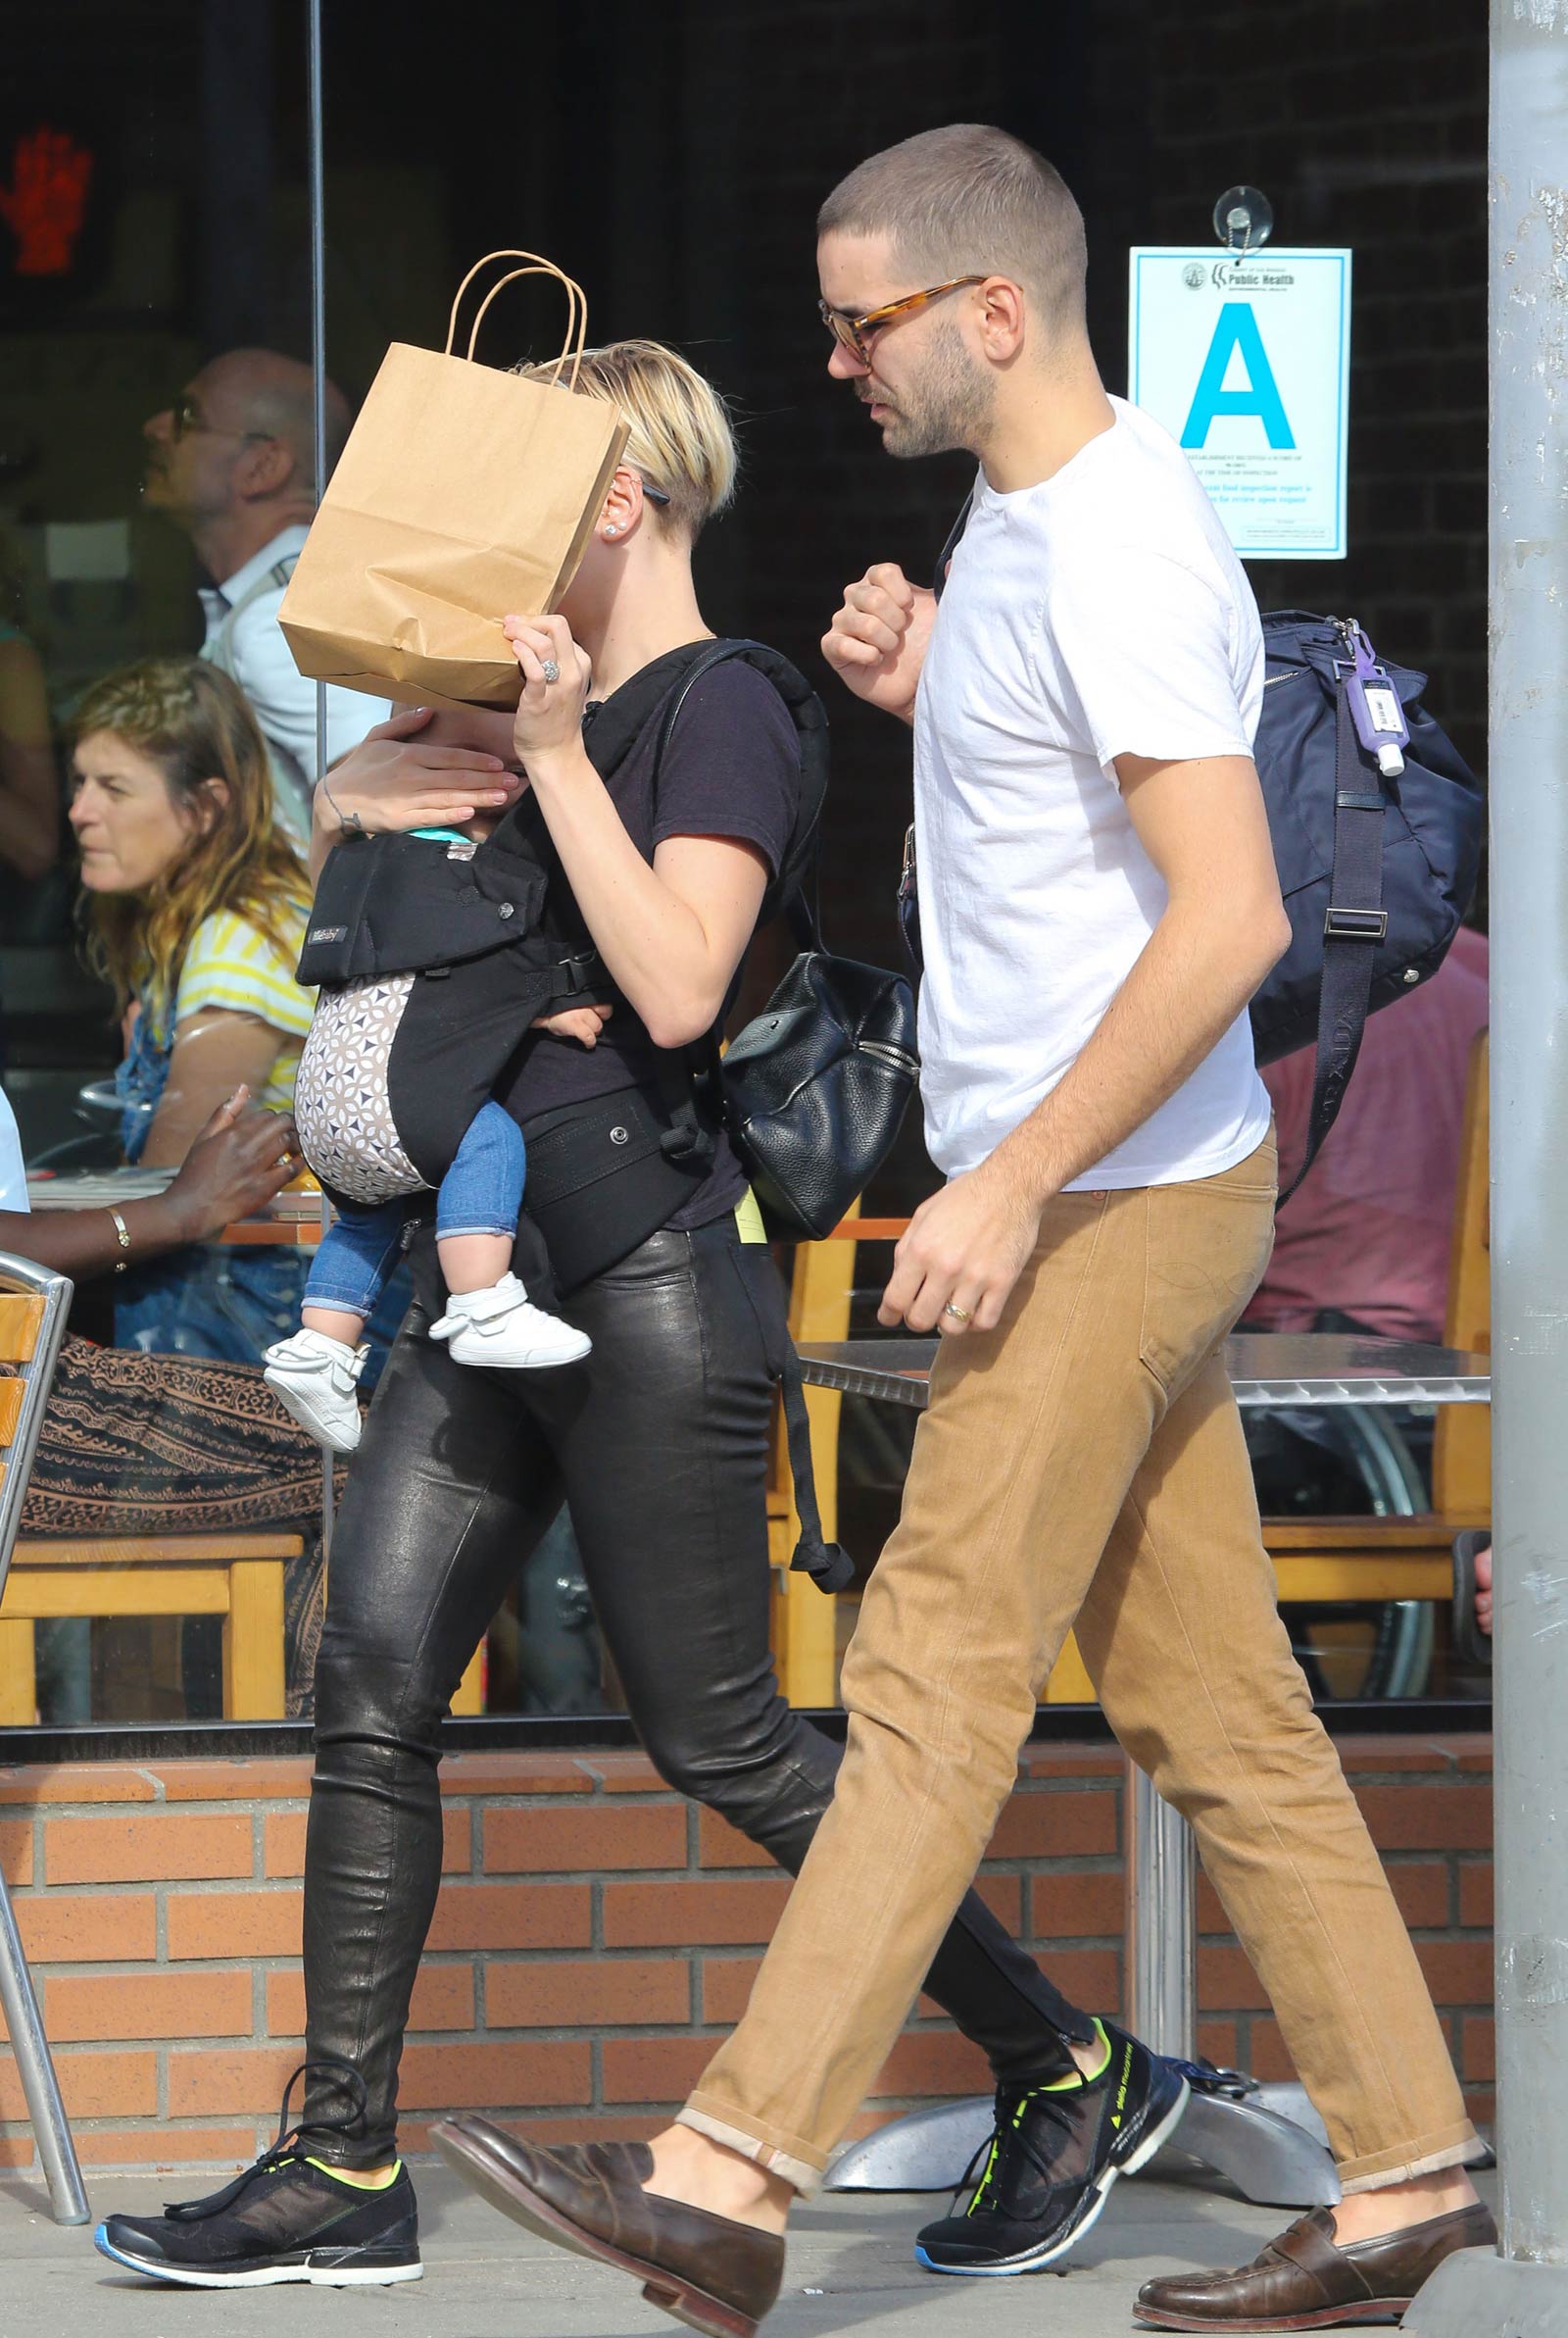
0,7,335,1727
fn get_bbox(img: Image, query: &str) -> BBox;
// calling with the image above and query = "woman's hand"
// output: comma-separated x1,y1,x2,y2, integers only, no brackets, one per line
504,615,594,767
161,1086,302,1243
315,708,521,871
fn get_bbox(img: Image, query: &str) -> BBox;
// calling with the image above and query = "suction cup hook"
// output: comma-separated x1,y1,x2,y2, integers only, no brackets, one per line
1213,186,1274,257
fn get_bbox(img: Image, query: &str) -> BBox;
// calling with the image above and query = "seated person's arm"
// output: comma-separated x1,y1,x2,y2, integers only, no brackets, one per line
0,637,60,883
3,1089,297,1277
139,1011,290,1169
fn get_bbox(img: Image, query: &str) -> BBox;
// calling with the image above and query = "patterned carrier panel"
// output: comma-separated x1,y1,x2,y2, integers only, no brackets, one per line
294,973,430,1205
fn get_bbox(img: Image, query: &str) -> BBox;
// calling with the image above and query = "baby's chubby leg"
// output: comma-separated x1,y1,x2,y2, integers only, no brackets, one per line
428,1106,590,1370
265,1202,407,1452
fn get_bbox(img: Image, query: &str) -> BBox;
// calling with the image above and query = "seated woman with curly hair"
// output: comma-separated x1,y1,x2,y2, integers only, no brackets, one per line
68,656,315,1357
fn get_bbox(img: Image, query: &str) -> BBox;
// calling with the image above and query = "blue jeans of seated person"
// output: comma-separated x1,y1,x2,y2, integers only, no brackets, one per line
304,1102,526,1323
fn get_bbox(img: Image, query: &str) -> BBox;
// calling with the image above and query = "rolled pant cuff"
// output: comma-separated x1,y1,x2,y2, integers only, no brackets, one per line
678,2097,825,2200
1337,2119,1479,2194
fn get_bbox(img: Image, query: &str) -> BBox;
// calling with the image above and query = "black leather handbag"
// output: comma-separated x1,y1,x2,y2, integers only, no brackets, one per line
715,925,918,1240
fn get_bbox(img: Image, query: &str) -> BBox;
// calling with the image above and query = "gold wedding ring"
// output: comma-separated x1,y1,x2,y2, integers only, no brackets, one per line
943,1301,972,1323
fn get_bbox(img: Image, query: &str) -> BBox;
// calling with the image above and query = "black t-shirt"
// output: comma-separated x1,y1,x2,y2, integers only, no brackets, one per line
497,643,802,1228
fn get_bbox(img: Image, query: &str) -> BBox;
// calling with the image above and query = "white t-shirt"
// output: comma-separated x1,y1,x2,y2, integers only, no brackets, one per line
0,1087,28,1213
913,395,1273,1189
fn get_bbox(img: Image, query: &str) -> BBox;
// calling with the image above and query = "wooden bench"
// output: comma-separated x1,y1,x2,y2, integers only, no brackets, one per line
0,1530,297,1725
0,1273,300,1726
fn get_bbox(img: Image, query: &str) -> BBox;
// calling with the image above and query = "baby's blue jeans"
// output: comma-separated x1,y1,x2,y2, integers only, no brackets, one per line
304,1102,525,1321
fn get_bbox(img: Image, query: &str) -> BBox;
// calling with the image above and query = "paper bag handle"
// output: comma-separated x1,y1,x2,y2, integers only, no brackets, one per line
446,250,588,387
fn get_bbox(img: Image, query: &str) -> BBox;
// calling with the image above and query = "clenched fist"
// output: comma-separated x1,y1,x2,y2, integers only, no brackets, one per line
821,563,936,725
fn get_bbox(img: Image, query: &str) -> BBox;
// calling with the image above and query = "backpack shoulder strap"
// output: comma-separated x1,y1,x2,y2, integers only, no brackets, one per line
653,637,829,948
1280,678,1389,1204
933,493,973,598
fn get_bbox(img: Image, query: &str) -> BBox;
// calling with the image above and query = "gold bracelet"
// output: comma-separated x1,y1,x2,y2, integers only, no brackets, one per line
107,1208,131,1273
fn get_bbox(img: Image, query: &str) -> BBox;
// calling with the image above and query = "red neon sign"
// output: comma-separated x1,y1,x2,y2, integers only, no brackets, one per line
0,127,94,279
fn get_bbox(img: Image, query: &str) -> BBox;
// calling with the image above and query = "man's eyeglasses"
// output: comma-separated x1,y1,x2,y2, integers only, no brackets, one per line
818,275,987,367
169,393,270,445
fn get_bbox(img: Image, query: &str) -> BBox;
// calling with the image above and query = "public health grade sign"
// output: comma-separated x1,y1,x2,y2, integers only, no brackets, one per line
1129,247,1351,561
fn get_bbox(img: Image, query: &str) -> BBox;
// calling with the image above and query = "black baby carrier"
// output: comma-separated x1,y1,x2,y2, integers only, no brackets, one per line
297,640,870,1589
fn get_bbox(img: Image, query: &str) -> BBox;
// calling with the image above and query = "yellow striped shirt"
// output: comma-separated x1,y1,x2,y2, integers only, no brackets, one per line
173,904,315,1115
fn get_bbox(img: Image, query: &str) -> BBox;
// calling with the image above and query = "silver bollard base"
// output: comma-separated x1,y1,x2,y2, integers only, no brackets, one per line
1166,2088,1339,2210
826,2099,991,2193
824,2083,1340,2213
1401,2248,1568,2338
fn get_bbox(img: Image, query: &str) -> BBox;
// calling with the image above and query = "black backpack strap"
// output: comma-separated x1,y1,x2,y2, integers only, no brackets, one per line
651,638,829,1161
650,641,852,1597
1281,681,1388,1204
779,1345,856,1593
933,493,973,598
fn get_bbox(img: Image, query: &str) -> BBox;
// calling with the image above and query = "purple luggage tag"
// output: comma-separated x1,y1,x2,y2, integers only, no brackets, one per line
1335,620,1409,778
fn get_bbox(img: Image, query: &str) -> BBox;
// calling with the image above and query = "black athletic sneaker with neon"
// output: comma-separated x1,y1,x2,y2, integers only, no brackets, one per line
94,2057,420,2290
915,2020,1189,2275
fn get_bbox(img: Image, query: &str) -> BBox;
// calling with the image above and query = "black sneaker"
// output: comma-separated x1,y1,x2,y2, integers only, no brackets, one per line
94,2056,421,2289
915,2020,1189,2276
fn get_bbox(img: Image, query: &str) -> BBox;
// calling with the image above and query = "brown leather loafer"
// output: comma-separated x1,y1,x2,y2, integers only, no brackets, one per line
430,2114,784,2338
1136,2199,1496,2329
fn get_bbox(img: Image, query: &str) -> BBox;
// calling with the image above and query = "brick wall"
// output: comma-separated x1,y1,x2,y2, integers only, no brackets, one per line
0,1735,1493,2175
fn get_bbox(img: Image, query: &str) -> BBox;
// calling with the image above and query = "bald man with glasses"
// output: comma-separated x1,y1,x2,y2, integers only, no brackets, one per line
143,350,390,844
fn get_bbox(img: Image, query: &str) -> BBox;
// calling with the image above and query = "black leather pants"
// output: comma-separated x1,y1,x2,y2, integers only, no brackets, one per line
301,1217,1096,2163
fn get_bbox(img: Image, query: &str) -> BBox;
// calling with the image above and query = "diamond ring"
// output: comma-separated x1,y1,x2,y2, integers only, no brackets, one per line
539,658,561,684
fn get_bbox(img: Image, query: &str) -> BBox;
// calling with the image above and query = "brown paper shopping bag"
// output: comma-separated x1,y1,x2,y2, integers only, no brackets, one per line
278,252,628,710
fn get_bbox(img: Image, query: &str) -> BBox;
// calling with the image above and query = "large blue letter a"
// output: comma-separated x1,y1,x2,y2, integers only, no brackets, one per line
1181,303,1295,449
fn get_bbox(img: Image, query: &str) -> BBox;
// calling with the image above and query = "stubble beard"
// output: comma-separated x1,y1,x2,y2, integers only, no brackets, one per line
870,321,997,461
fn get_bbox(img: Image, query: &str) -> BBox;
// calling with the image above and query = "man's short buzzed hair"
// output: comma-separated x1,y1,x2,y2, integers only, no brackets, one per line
818,124,1088,335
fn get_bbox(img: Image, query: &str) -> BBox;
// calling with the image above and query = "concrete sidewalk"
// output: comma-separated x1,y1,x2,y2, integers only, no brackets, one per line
0,2159,1500,2338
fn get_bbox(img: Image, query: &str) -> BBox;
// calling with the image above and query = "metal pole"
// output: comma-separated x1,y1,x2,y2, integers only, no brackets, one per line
305,0,334,1570
0,1257,89,2223
1406,3,1568,2328
1127,1771,1196,2059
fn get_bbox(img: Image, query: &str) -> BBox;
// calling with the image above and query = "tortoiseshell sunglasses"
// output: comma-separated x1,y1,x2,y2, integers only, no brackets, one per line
817,275,987,366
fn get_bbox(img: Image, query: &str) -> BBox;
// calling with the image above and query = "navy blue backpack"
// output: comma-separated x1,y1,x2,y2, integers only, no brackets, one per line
1250,612,1483,1196
931,510,1484,1199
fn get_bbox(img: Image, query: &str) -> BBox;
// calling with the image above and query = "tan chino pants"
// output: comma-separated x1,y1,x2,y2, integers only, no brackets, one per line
680,1135,1475,2195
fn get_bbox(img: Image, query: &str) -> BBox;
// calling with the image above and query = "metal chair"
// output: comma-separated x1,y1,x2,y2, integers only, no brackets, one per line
0,1250,89,2224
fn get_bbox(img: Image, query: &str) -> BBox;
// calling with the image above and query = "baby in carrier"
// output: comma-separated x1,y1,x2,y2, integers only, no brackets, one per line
263,817,605,1454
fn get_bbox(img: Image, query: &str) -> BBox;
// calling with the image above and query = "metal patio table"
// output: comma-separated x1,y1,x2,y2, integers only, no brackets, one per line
801,1333,1491,2209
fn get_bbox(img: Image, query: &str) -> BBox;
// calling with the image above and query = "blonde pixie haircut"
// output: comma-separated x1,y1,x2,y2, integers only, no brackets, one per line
515,338,737,544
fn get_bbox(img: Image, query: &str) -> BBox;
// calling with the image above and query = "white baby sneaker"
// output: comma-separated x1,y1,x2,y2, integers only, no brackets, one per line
263,1328,369,1452
427,1272,592,1369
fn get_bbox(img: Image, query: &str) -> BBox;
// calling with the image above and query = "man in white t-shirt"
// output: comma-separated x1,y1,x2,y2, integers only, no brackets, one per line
142,352,392,846
428,125,1492,2338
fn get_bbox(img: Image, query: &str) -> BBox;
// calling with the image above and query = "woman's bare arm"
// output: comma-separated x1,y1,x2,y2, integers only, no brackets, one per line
140,1014,290,1168
505,616,769,1049
4,1087,298,1277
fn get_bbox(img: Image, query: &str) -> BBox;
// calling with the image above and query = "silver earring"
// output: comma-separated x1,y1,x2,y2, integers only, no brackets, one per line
606,524,619,536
